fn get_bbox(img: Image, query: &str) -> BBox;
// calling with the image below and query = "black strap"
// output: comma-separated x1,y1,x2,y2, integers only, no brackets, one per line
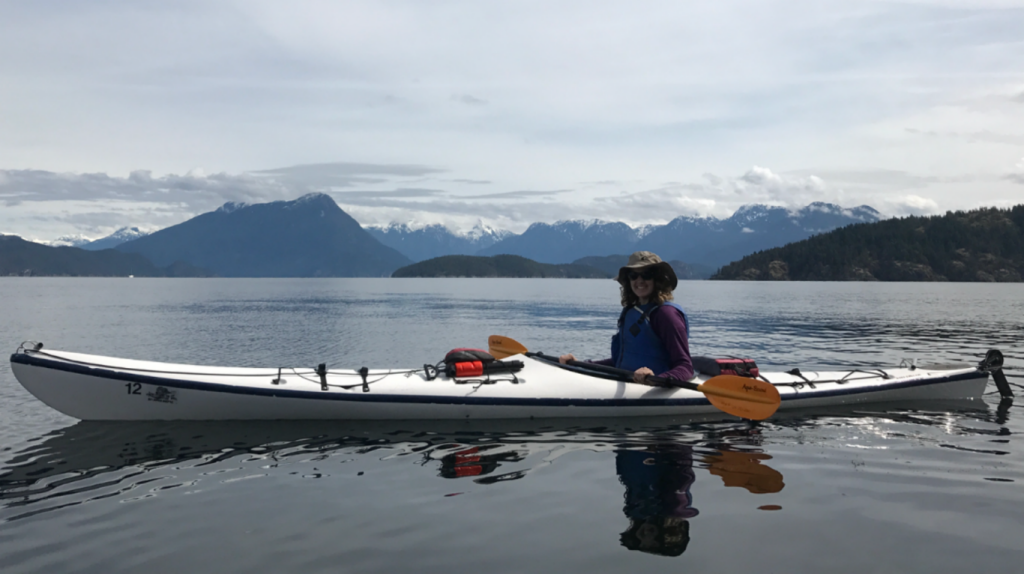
618,304,665,337
617,304,663,327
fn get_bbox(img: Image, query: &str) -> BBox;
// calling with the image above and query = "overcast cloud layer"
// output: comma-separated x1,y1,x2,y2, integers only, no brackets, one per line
2,1,1023,240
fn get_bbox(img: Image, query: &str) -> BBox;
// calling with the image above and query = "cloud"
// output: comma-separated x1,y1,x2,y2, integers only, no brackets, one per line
451,94,487,105
878,194,942,216
334,196,590,233
904,127,1024,145
3,1,1024,241
595,167,830,220
785,168,942,189
596,187,720,219
0,161,457,237
37,207,179,230
1005,157,1024,184
0,168,297,211
461,189,571,199
0,161,1001,240
0,167,316,238
251,162,446,189
332,188,446,199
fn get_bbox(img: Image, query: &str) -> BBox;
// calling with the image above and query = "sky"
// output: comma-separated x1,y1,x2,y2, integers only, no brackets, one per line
1,0,1023,241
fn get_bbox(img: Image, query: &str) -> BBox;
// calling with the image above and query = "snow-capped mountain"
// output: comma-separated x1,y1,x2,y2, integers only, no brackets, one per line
477,203,880,267
463,223,512,244
476,220,640,264
641,203,881,266
81,227,151,251
44,234,94,248
117,193,410,277
366,222,512,262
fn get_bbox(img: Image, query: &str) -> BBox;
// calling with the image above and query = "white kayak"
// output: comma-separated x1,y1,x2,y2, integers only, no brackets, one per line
9,342,999,421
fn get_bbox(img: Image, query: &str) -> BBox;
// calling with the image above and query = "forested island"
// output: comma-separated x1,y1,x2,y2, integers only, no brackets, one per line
712,205,1024,281
572,255,714,280
391,255,609,278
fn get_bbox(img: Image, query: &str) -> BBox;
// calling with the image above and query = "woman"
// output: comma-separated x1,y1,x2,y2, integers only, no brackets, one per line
560,251,693,385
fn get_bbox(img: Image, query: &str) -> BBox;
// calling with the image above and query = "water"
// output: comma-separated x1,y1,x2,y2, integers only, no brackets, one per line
1,278,1022,572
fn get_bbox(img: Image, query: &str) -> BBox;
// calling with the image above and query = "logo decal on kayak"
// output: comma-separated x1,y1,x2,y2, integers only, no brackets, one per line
147,386,178,404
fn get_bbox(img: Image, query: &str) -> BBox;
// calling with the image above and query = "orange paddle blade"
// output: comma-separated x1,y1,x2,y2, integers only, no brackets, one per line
488,335,529,359
698,375,781,420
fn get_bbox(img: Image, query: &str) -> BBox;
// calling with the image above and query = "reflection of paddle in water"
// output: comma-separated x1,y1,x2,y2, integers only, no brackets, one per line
701,449,785,495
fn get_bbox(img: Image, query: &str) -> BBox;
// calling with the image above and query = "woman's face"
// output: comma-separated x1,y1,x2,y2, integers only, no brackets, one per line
629,268,655,302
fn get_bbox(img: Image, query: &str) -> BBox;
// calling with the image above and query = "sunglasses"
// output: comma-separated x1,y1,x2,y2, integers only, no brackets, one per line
627,270,655,281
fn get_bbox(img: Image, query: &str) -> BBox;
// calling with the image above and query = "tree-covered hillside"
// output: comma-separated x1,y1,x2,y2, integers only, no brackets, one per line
712,206,1024,281
392,255,610,278
1,236,212,277
572,254,716,280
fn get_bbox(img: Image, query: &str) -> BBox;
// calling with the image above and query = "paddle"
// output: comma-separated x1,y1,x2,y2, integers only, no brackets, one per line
488,335,781,420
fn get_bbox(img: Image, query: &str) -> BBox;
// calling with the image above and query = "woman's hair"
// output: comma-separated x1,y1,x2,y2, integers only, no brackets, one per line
619,270,675,307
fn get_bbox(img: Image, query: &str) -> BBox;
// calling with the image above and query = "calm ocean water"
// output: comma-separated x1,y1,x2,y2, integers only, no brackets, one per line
1,278,1022,573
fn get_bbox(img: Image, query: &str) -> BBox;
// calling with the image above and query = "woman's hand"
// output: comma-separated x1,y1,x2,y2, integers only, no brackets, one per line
558,353,577,364
633,367,654,384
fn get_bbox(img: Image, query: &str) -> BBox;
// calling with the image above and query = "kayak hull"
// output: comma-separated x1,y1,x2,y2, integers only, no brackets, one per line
11,348,990,421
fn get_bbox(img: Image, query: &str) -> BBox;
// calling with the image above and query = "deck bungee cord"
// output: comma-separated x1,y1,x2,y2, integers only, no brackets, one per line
17,341,422,391
15,340,526,394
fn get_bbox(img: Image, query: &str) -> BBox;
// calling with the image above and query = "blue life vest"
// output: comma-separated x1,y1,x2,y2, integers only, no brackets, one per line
613,302,688,374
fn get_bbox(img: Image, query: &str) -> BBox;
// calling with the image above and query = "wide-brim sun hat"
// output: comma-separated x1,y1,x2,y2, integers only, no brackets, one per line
616,251,678,291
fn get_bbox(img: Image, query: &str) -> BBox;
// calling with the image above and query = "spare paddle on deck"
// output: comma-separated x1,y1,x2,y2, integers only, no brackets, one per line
488,335,781,420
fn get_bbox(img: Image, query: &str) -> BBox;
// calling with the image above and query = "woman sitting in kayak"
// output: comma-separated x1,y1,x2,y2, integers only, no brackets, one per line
560,251,693,386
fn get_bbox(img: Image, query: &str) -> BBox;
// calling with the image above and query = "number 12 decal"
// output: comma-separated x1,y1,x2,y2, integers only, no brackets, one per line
125,382,141,395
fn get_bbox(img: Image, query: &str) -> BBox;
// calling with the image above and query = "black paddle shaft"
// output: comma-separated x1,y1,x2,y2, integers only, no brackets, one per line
528,352,698,390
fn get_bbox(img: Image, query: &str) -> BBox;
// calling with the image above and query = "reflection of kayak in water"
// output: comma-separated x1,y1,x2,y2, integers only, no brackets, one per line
0,418,779,517
10,344,993,421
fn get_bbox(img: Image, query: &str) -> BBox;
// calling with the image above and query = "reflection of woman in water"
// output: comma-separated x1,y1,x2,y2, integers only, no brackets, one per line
615,445,698,557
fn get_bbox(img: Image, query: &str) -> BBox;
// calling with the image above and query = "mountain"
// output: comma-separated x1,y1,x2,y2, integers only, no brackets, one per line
392,254,609,278
81,227,151,250
712,205,1024,281
116,194,411,277
44,234,94,248
572,254,716,280
477,220,641,264
638,203,881,267
366,223,511,262
472,203,879,267
0,235,211,277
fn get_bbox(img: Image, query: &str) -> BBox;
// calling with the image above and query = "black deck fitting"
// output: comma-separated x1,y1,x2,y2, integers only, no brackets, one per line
316,363,328,391
979,349,1012,399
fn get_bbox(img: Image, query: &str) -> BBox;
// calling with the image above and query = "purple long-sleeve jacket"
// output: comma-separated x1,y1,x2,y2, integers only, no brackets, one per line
593,305,694,382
